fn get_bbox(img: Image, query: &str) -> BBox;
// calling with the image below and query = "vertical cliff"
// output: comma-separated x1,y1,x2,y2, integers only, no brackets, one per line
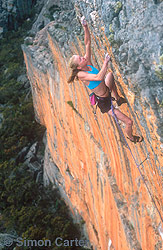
22,0,163,249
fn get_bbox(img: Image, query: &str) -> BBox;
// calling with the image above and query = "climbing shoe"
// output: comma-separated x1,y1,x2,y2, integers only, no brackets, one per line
127,135,143,144
116,97,127,106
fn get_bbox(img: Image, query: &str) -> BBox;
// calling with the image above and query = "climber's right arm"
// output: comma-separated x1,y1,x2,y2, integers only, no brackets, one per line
84,25,91,64
81,16,92,65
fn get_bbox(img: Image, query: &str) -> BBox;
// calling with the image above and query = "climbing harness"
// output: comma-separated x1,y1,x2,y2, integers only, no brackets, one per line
89,92,98,118
110,99,163,223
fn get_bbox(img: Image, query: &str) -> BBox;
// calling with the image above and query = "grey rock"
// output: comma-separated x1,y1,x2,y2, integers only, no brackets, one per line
17,73,30,89
0,113,3,129
17,74,28,84
24,36,34,45
135,64,149,86
36,170,43,183
16,145,30,163
24,141,38,163
30,0,74,34
28,161,41,171
0,0,35,33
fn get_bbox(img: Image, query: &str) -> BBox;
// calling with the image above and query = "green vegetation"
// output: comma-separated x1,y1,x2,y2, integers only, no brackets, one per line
108,34,115,45
159,54,163,64
160,100,163,107
0,161,84,250
108,31,123,49
49,5,61,14
155,54,163,80
114,1,122,14
44,4,62,21
54,24,66,31
0,28,45,160
0,19,87,250
67,101,77,112
109,24,114,34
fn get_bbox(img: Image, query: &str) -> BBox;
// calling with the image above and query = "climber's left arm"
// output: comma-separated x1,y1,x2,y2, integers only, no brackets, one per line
81,17,92,64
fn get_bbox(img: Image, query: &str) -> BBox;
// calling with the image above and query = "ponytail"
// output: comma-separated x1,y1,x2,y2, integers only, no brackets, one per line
67,68,81,83
67,55,81,84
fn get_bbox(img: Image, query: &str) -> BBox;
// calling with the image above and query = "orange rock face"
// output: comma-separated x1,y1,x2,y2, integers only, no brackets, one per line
22,24,163,250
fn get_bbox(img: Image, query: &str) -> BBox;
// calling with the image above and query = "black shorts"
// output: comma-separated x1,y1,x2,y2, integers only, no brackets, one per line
96,92,111,113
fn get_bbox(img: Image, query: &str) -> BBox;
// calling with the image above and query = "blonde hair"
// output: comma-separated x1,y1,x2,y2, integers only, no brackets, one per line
67,55,81,83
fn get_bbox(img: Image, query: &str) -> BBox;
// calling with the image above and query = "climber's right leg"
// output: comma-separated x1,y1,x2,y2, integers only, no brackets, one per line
108,108,143,143
105,72,119,100
108,108,134,139
105,72,127,106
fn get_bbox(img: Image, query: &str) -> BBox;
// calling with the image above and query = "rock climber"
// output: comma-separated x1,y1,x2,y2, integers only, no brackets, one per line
68,17,143,143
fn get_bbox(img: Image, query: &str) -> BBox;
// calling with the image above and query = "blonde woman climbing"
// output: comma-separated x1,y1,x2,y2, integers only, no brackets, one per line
68,16,143,143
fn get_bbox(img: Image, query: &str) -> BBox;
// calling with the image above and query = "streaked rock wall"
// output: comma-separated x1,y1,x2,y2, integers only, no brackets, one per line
22,0,163,249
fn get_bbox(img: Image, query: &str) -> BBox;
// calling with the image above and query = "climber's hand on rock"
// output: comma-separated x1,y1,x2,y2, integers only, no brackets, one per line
81,16,87,27
105,53,111,63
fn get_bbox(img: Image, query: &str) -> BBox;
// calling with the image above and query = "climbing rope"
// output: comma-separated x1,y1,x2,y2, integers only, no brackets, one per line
110,99,163,223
